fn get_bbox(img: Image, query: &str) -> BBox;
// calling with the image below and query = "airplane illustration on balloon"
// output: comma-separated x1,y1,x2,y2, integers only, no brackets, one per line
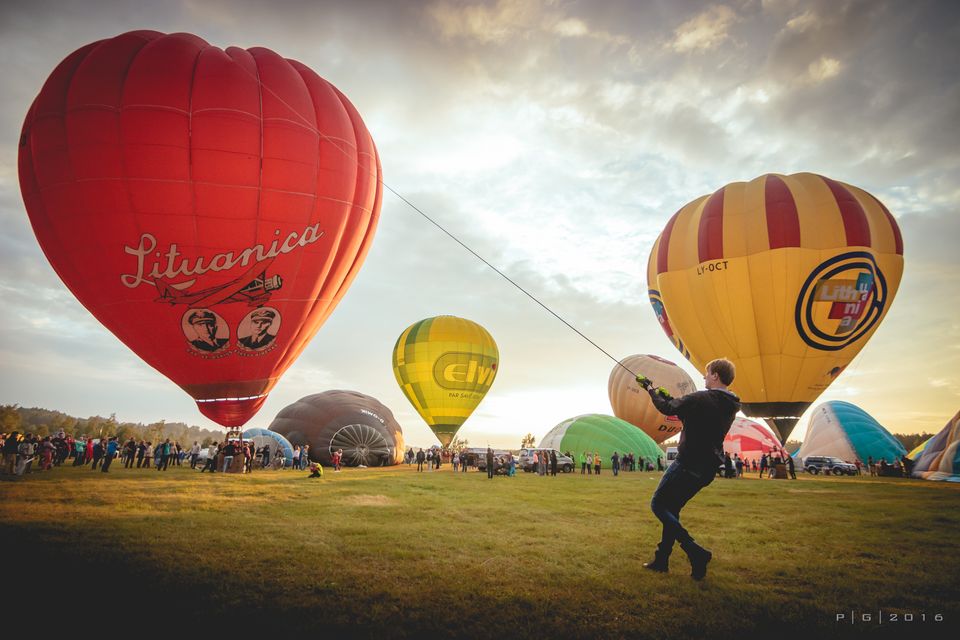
153,260,283,307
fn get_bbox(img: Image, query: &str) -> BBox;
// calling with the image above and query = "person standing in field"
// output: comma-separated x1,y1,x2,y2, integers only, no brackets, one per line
91,439,104,470
189,441,201,469
3,431,20,475
758,453,768,478
200,442,217,472
159,439,172,471
611,451,620,477
73,437,86,466
593,452,601,475
585,451,593,475
580,451,587,474
221,440,236,473
550,450,558,476
300,445,310,470
486,447,495,479
640,358,740,581
101,437,118,473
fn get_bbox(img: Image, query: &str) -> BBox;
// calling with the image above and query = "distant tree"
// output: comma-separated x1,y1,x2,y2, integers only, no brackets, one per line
449,436,469,451
521,433,536,448
894,433,936,452
0,405,22,432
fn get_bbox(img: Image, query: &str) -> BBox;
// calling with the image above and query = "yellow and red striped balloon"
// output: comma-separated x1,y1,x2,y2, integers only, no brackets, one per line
648,173,904,441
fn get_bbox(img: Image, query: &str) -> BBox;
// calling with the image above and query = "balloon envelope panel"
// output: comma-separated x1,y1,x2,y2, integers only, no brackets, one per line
608,354,696,443
647,235,690,361
907,436,934,461
540,414,662,467
912,410,960,482
722,417,786,461
797,401,905,464
651,173,903,442
392,316,498,447
268,391,404,466
18,31,382,427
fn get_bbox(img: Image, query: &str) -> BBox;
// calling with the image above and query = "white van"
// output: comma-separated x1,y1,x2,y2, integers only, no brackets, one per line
665,446,679,467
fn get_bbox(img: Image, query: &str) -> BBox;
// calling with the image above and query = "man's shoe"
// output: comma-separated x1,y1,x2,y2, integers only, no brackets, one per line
681,542,712,580
642,543,671,572
642,553,669,573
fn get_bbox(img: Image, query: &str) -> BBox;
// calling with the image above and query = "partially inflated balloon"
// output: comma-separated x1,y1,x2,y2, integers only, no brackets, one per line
268,391,405,467
652,173,903,441
539,414,663,465
392,316,498,447
608,354,696,443
18,31,382,427
797,401,905,465
722,417,786,461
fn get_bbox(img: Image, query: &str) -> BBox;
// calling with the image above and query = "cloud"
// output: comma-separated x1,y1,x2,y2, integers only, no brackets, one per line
803,55,842,83
427,0,544,44
670,5,738,53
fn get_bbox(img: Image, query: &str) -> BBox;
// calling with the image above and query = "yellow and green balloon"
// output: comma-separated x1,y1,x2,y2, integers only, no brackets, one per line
392,316,498,447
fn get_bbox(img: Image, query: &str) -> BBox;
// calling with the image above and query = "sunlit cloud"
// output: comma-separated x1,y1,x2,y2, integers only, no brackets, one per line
670,5,738,53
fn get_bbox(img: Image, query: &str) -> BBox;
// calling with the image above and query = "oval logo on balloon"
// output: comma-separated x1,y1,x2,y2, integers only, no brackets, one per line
19,31,382,427
433,353,498,391
795,251,891,351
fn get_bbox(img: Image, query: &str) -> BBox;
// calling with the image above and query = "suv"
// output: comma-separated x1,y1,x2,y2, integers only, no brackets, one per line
804,455,857,476
518,449,574,473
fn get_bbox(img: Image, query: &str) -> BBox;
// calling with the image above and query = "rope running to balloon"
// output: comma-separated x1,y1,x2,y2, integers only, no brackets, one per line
380,184,637,378
248,72,639,380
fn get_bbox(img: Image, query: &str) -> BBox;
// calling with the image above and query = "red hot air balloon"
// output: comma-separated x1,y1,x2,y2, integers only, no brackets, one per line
18,31,382,427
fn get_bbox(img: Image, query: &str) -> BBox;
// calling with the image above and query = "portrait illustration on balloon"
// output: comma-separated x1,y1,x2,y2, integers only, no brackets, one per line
18,31,383,428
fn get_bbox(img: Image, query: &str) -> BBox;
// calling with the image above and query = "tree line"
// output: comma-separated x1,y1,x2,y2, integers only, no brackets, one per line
0,404,225,447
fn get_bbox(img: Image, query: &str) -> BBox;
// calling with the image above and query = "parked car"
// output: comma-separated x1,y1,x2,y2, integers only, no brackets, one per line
518,448,574,473
474,449,514,474
803,455,857,476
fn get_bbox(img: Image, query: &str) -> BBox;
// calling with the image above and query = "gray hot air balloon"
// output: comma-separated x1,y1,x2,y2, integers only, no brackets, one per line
269,390,405,467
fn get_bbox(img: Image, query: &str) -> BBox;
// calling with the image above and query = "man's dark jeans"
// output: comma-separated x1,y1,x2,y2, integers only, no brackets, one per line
651,461,713,551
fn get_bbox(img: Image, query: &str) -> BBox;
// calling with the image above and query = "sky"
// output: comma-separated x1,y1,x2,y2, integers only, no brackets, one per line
1,0,958,448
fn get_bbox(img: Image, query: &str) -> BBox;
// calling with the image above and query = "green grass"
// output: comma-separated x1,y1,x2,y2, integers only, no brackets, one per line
2,464,957,637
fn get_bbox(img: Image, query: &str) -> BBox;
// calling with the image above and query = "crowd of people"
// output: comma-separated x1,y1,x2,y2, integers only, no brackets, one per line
2,430,914,483
0,430,325,477
714,452,798,479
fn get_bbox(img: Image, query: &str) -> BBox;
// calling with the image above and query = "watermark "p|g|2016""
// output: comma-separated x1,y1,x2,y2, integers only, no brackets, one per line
836,611,944,624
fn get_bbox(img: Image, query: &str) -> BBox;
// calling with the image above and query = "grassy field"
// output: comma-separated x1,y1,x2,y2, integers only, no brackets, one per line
1,463,957,638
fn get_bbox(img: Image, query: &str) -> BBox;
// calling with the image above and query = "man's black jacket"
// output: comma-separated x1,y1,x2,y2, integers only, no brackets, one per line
648,388,741,475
